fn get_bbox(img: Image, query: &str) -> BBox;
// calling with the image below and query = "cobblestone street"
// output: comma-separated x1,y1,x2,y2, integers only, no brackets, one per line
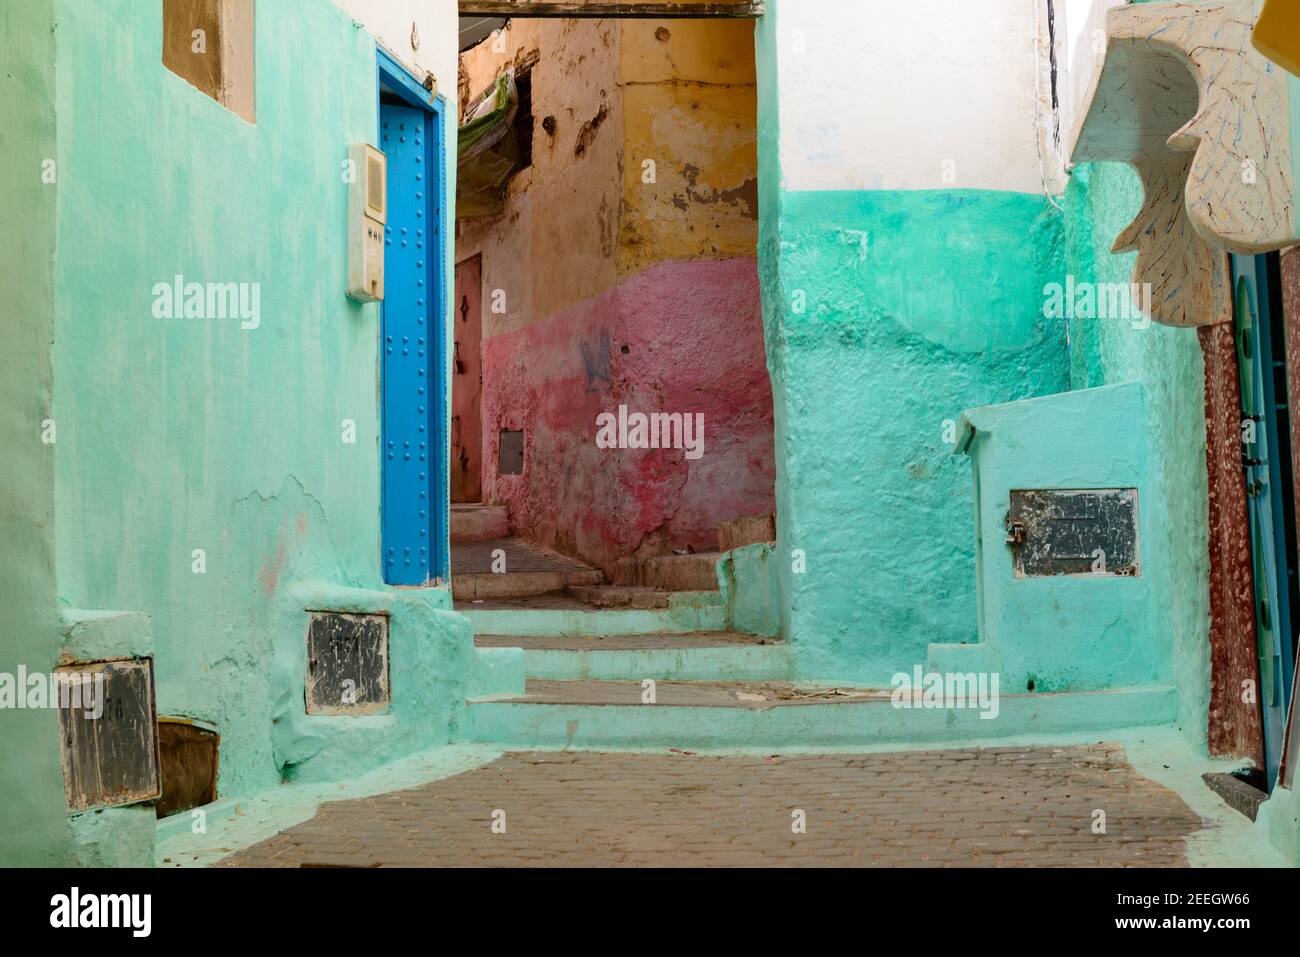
220,745,1205,867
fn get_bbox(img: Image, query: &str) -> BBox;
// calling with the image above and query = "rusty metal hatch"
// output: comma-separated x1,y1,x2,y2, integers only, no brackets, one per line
305,612,390,716
156,718,219,818
57,658,161,812
1006,488,1139,578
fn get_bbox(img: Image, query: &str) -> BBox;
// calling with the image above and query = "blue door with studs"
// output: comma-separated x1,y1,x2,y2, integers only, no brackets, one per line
1233,251,1298,789
380,100,446,586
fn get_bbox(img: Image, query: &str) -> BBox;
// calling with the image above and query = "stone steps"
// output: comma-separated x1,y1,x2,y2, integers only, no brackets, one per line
474,631,792,682
460,682,1181,750
562,584,671,609
459,590,726,637
451,537,603,600
449,503,509,543
612,551,723,592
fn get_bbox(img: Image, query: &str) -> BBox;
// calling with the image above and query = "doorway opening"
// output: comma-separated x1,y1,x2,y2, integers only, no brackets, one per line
449,12,776,611
378,50,450,587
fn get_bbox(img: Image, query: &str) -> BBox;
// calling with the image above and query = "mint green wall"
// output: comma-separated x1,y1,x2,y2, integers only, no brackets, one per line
754,3,1072,683
1061,162,1212,743
774,190,1068,687
42,0,470,815
0,0,78,866
962,383,1168,693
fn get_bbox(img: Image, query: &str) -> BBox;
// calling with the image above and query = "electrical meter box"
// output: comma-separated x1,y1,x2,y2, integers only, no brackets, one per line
347,143,386,303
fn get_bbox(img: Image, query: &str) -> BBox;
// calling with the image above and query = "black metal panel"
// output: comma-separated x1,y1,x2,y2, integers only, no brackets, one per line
305,613,390,716
57,659,161,812
499,429,524,475
1006,488,1139,578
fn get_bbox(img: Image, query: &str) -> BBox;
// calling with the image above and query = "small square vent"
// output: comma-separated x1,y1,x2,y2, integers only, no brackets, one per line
57,658,161,812
305,612,390,716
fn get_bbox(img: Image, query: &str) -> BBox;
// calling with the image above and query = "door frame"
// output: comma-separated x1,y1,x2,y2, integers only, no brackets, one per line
1233,251,1299,788
377,48,451,584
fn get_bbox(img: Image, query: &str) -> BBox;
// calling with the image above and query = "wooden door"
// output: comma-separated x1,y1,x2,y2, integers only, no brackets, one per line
452,256,483,503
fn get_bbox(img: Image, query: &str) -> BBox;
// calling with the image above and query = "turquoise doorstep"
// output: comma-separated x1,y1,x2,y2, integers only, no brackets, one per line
460,594,728,638
461,685,1180,750
513,643,795,682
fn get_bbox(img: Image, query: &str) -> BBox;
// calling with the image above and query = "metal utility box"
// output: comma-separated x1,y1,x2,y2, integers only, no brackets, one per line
347,143,387,302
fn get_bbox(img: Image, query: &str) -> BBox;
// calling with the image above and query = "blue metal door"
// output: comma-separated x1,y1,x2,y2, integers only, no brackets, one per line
381,100,445,586
1233,252,1298,788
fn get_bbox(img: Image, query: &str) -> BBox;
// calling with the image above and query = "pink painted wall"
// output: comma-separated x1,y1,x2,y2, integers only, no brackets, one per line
482,256,775,574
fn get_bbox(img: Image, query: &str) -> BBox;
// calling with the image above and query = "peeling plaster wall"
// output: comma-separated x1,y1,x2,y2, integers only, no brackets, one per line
46,0,467,814
758,0,1070,683
456,18,774,573
481,258,773,569
619,19,759,273
457,19,622,335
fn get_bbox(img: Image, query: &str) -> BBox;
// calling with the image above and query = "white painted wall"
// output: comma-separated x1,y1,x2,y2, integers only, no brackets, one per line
330,0,458,101
1061,0,1125,165
330,0,460,487
772,0,1065,194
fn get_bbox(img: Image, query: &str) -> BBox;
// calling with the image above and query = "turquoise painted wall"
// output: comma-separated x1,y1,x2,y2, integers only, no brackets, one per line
961,383,1169,693
0,0,80,867
40,0,468,822
756,1,1070,684
1061,161,1212,742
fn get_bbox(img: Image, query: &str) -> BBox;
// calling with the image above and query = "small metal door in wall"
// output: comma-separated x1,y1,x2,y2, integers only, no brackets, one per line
1233,252,1298,789
378,59,448,586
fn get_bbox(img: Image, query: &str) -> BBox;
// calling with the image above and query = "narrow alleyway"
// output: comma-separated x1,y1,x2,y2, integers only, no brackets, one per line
217,746,1202,867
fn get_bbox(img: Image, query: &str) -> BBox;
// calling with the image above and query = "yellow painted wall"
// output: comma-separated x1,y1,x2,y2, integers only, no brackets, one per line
456,17,758,327
619,19,758,276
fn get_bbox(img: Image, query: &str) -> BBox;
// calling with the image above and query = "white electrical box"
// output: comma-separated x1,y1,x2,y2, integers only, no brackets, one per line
347,143,386,303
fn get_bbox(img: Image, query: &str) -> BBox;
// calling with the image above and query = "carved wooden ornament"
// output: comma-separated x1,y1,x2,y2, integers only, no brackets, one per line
1070,0,1298,327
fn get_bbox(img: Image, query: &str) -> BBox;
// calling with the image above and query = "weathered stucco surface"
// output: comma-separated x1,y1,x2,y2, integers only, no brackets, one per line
457,17,773,571
482,257,774,570
619,19,758,273
766,189,1070,683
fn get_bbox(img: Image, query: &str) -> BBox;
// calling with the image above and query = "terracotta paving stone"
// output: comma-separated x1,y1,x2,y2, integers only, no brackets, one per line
219,745,1204,868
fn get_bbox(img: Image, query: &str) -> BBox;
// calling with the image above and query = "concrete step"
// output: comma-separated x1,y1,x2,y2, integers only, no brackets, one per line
612,551,723,592
563,585,671,609
462,681,1180,749
459,590,726,637
453,569,603,601
474,632,793,682
450,504,509,543
717,514,776,552
451,537,603,600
